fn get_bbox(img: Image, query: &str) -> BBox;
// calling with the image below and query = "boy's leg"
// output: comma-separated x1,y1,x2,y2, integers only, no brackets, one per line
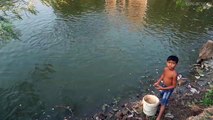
156,105,165,120
157,89,173,120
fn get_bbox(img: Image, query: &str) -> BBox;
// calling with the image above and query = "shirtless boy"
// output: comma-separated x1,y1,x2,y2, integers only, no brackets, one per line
153,55,179,120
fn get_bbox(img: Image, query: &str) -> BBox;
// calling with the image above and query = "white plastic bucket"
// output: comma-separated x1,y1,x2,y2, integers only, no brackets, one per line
142,94,160,116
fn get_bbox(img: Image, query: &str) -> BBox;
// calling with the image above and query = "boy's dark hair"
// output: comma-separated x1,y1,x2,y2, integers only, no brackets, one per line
167,55,179,64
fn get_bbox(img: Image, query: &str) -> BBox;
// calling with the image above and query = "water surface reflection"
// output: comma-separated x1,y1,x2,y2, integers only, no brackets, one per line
0,0,212,119
105,0,147,30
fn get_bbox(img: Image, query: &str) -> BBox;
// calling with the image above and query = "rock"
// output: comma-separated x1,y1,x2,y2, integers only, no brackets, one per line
178,78,187,86
190,88,200,94
121,115,128,120
121,103,128,108
177,74,183,80
94,113,107,120
132,101,143,114
165,112,174,119
135,117,143,120
107,112,114,119
175,85,188,95
190,105,203,116
121,109,130,115
206,107,213,114
203,59,213,69
112,108,118,112
127,113,134,118
195,75,200,79
187,85,200,94
196,68,205,76
177,74,188,86
115,111,124,119
187,106,213,120
102,104,109,112
197,40,213,63
197,81,208,86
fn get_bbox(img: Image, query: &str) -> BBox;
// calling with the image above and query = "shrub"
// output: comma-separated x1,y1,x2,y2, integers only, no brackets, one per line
201,89,213,106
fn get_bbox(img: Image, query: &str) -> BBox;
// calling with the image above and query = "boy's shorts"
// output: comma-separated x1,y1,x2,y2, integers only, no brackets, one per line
160,85,174,106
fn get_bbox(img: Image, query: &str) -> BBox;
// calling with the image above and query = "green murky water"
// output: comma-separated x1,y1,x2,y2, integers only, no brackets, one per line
0,0,212,119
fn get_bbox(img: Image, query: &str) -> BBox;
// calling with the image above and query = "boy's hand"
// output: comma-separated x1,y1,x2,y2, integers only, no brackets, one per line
153,82,159,87
156,86,163,90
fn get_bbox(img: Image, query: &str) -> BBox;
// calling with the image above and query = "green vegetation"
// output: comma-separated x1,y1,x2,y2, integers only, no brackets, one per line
201,89,213,106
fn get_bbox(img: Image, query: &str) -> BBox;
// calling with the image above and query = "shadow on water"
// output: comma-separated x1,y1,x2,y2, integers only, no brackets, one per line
0,82,45,120
40,0,105,17
0,63,50,120
0,82,75,120
0,63,77,120
31,63,56,80
147,0,213,33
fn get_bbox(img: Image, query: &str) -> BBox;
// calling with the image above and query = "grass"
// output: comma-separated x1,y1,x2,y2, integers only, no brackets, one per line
201,89,213,106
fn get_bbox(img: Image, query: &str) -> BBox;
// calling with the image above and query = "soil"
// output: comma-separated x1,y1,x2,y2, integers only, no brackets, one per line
164,89,206,120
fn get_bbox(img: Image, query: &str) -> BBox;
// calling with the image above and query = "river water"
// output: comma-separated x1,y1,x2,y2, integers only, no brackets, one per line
0,0,212,119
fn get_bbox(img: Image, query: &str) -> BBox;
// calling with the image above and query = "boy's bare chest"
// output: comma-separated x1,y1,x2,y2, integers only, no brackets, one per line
164,70,174,79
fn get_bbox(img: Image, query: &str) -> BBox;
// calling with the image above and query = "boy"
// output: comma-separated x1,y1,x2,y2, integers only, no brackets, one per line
153,55,179,120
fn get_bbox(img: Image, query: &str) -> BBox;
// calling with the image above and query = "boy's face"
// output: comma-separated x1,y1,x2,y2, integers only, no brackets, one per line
166,60,177,70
